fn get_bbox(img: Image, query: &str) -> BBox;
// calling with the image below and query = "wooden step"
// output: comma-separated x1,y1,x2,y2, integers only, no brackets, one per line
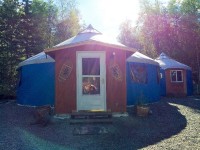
69,118,113,124
71,111,112,119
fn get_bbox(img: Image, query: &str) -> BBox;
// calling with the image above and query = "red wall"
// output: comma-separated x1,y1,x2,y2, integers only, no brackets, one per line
165,69,187,97
55,49,76,114
53,44,133,114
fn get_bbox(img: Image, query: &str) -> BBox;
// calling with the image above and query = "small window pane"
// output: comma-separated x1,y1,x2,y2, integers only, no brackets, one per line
82,77,100,95
177,71,183,81
82,58,100,75
171,71,177,82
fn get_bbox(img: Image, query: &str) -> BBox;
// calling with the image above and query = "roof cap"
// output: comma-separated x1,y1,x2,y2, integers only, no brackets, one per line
78,24,101,35
155,52,191,70
156,52,170,60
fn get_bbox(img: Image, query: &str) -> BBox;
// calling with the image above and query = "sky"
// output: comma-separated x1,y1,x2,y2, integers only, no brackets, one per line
77,0,141,38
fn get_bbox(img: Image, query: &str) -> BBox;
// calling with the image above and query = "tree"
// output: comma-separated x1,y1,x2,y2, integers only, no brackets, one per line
55,9,81,44
167,0,200,84
54,0,81,44
118,20,142,50
0,0,82,97
118,0,200,87
0,0,22,96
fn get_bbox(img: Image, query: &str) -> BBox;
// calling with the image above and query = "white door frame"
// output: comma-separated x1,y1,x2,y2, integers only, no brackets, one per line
76,51,106,111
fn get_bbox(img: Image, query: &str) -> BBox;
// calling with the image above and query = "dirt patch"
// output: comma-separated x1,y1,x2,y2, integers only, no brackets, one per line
0,97,199,150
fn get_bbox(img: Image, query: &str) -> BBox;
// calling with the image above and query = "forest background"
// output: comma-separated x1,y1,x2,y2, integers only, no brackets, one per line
0,0,200,98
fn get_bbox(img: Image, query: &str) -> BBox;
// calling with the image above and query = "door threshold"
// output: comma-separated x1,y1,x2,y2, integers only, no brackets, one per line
73,109,111,113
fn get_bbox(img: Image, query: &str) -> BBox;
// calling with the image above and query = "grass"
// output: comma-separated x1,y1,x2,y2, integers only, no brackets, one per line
0,97,200,150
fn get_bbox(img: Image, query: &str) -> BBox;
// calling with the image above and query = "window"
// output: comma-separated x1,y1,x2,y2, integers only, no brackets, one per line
129,64,147,84
170,70,183,82
82,58,100,95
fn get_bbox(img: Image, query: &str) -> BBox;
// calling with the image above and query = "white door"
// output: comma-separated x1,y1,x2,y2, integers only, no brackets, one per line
77,51,106,111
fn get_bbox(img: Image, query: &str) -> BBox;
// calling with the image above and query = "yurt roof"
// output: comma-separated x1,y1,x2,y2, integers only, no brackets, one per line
18,52,55,68
155,52,191,70
44,24,136,53
127,51,159,66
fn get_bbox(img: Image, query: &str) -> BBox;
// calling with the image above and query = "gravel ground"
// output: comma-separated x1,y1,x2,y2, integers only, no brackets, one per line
0,97,200,150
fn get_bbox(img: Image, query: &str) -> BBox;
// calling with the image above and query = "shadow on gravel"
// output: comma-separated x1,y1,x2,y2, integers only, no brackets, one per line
0,99,187,150
165,96,200,111
107,100,187,150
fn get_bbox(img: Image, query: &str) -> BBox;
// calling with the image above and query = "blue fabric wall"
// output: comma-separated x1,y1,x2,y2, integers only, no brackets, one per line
186,70,193,96
17,63,55,106
126,62,160,106
160,69,166,96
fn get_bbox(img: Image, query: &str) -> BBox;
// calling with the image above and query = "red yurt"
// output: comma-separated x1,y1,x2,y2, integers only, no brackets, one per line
155,53,192,97
45,25,136,114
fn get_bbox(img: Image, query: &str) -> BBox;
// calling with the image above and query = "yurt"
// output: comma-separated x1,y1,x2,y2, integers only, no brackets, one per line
155,52,193,97
44,25,136,114
126,52,160,106
17,52,55,106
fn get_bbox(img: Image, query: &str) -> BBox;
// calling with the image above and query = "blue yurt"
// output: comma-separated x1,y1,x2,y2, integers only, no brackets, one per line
17,52,55,106
126,52,160,106
155,53,193,97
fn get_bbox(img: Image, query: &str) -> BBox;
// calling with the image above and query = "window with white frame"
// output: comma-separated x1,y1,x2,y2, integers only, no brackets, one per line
170,70,183,82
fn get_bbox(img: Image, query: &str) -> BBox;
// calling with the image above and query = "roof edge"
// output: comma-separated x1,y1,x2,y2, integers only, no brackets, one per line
160,66,192,70
44,41,137,53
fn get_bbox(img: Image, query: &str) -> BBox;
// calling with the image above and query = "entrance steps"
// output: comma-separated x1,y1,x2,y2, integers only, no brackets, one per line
70,111,112,124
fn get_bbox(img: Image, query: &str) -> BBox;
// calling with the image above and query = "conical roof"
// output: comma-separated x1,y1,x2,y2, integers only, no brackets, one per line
127,51,159,66
155,52,191,70
18,52,55,68
45,24,136,53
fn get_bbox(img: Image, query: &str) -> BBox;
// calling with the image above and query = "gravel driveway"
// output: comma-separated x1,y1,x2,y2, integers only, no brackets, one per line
0,97,200,150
